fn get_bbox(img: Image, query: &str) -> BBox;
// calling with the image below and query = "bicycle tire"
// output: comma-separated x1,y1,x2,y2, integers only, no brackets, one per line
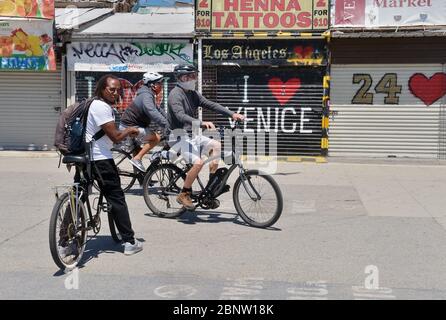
233,170,283,228
113,149,137,192
143,163,186,218
49,192,88,270
108,212,122,243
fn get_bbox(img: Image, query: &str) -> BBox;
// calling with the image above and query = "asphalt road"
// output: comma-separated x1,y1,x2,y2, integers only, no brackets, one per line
1,155,446,299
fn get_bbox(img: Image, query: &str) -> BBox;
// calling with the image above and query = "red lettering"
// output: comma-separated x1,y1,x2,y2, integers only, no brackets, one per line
240,0,253,11
296,11,311,28
239,12,251,28
225,0,239,11
280,12,296,28
251,12,262,28
271,0,286,11
286,0,302,11
255,0,269,11
263,12,279,28
224,12,240,28
213,12,224,27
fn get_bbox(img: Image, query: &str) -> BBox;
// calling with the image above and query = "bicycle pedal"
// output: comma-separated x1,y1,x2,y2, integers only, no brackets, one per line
100,204,113,212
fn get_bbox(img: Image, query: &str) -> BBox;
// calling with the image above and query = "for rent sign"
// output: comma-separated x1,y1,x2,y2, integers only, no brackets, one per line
195,0,330,32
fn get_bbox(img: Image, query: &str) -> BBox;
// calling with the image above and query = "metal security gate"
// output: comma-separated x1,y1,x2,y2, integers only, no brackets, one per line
202,66,325,156
0,66,62,150
330,64,446,158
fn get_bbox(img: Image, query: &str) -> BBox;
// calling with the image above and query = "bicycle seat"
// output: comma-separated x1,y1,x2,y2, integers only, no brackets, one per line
62,155,87,164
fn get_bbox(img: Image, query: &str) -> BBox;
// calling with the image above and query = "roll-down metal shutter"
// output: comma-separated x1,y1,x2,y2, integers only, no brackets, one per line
202,66,325,156
0,64,62,150
330,64,446,158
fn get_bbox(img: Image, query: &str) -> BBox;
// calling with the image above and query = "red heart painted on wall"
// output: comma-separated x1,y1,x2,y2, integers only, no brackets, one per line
408,73,446,106
117,79,144,110
268,77,301,106
293,46,314,58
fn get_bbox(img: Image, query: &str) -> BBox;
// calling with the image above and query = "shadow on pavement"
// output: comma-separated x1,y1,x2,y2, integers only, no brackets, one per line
144,210,281,231
273,171,300,176
52,236,146,276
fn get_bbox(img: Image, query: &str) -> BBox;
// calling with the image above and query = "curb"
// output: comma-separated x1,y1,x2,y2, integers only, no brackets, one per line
0,151,59,158
240,156,327,163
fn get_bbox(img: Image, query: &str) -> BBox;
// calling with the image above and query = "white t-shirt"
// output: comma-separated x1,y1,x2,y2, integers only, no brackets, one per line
85,100,115,161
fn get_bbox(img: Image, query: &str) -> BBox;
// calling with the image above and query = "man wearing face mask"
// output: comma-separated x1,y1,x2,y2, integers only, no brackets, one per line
119,72,169,172
167,64,245,210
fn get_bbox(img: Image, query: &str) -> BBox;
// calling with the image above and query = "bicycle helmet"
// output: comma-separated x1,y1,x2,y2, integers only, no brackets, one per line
143,72,167,85
173,64,198,78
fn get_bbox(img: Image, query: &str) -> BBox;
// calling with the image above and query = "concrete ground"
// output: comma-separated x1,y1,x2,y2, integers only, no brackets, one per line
0,152,446,300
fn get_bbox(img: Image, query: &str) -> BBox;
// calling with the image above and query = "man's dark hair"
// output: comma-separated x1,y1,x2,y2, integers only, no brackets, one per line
94,74,120,100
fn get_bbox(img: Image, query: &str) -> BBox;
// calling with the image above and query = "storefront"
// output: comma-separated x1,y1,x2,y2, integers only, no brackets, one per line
0,3,60,150
201,38,328,156
67,11,194,121
195,0,330,157
330,0,446,158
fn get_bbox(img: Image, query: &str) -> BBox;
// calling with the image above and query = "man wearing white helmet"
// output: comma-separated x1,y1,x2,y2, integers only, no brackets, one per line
119,71,169,172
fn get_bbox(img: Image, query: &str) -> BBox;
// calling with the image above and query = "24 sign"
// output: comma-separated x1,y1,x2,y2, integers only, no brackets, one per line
352,72,446,106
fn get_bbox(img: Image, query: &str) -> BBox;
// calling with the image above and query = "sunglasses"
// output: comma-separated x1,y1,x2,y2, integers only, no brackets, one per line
106,87,120,94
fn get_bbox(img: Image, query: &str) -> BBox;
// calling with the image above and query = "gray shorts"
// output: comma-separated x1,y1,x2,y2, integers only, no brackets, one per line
119,124,159,148
168,135,217,164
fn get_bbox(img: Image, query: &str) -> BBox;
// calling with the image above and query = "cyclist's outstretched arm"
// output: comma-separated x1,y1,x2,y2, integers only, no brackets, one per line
197,93,234,118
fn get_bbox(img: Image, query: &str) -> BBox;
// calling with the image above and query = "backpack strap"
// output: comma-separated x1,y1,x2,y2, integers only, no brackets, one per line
92,129,105,142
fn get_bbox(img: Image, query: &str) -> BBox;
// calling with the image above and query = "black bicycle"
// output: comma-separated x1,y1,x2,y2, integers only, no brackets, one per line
142,122,283,228
49,154,122,270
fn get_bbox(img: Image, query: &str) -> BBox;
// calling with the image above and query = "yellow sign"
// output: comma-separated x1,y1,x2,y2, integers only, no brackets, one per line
196,0,329,32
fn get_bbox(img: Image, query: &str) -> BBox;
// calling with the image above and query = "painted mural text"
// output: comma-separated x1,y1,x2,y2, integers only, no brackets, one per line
71,42,191,64
352,72,446,106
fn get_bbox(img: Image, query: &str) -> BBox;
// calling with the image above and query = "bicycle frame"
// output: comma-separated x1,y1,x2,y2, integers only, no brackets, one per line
54,163,106,241
161,122,262,206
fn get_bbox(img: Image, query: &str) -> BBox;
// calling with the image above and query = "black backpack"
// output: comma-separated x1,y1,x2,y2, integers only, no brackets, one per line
54,97,105,155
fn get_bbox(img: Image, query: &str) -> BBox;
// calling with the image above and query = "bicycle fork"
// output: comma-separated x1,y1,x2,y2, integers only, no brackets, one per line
239,169,262,201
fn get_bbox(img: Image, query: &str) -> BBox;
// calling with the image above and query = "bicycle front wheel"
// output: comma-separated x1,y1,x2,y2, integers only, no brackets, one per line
143,164,186,218
113,149,137,192
49,192,88,270
233,170,283,228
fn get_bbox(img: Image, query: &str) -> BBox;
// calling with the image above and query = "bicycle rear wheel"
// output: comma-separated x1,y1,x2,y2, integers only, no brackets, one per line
49,192,87,270
233,170,283,228
113,149,137,192
143,164,186,218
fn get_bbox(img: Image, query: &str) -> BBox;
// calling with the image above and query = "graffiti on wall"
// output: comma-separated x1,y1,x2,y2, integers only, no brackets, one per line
68,42,193,72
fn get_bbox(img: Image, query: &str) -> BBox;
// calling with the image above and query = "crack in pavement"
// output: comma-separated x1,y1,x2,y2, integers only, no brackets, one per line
0,218,49,247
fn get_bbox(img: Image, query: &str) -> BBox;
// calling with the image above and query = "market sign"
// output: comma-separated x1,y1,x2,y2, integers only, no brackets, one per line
202,39,327,66
195,0,330,32
67,41,193,72
0,0,54,19
334,0,446,27
0,19,56,71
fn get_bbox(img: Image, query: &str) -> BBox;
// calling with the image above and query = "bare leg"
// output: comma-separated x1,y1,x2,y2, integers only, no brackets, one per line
207,140,221,174
133,132,160,161
183,159,204,189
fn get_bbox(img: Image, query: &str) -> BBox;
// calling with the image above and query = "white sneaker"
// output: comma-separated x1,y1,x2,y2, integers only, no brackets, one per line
129,158,146,172
124,239,143,255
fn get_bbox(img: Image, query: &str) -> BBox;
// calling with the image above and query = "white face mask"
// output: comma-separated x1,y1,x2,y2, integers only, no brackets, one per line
179,79,197,91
